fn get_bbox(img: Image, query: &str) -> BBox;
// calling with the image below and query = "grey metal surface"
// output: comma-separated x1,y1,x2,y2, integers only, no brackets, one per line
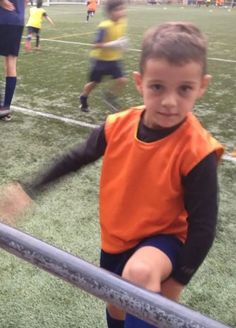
0,222,231,328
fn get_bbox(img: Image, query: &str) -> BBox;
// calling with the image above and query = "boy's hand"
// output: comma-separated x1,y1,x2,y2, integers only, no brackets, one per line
0,183,33,225
161,277,185,301
0,0,15,11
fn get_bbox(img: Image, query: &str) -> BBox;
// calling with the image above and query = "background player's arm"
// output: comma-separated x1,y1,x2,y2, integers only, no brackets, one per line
44,13,54,26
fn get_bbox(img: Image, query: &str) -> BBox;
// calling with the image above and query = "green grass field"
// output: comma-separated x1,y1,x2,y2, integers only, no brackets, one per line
0,4,236,328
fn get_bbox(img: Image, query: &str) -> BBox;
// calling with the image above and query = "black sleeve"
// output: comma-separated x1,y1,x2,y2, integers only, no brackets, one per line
23,124,106,197
171,152,219,285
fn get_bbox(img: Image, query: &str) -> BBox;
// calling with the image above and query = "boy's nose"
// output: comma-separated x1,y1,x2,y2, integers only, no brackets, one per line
161,94,177,109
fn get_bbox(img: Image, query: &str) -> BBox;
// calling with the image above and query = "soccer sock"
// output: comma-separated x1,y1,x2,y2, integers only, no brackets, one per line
36,34,40,47
106,309,124,328
124,292,162,328
124,314,157,328
80,95,88,107
4,76,17,108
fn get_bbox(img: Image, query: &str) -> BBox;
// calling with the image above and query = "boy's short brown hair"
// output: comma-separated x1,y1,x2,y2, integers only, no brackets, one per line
105,0,125,13
140,22,208,75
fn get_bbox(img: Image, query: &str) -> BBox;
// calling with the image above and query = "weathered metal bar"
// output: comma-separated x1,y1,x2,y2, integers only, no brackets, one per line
0,222,230,328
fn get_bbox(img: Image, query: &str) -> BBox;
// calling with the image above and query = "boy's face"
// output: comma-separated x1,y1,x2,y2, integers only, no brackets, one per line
109,5,126,21
133,58,211,129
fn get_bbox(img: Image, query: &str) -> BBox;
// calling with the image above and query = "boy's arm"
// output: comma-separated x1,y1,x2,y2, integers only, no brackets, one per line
0,125,106,222
23,124,106,196
171,152,218,286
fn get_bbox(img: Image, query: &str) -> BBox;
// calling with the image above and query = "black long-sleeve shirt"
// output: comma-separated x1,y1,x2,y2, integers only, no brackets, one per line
24,116,219,285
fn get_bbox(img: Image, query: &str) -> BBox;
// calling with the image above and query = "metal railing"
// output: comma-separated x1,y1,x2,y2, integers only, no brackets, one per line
0,222,231,328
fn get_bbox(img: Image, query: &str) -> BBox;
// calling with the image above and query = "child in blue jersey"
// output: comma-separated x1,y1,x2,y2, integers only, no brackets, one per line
0,0,27,121
79,0,128,112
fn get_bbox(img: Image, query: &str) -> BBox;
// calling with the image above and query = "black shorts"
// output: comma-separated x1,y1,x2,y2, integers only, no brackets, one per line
27,26,40,34
0,24,24,57
89,59,125,83
100,234,183,277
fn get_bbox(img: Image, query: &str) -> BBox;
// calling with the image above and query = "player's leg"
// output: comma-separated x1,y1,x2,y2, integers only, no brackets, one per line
86,10,89,22
79,81,97,112
100,248,135,328
35,29,41,49
79,59,102,112
123,235,183,327
25,27,34,51
103,60,127,111
4,55,17,101
104,246,171,328
0,25,23,121
0,55,17,121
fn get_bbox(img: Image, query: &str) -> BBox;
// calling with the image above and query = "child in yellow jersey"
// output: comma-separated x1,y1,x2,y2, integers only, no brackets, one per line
79,0,128,112
0,22,224,328
25,0,54,51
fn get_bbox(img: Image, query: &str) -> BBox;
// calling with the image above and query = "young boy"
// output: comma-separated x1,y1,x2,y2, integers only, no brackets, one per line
0,22,224,328
25,0,54,51
0,0,27,121
79,0,128,112
86,0,97,23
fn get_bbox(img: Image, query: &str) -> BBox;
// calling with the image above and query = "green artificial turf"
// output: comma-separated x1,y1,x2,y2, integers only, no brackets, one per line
0,4,235,328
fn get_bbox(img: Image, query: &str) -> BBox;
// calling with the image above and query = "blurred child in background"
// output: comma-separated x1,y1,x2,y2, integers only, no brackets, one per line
25,0,54,51
79,0,128,112
86,0,97,23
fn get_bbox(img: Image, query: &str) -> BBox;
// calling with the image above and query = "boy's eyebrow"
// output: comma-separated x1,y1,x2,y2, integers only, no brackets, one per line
148,79,199,84
180,80,199,84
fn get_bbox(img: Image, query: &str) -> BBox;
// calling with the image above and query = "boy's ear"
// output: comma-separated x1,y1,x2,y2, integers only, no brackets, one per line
133,71,143,95
198,74,212,98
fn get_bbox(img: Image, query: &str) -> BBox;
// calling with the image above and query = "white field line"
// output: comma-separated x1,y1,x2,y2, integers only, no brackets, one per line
39,38,236,62
12,105,236,165
222,154,236,164
12,105,99,129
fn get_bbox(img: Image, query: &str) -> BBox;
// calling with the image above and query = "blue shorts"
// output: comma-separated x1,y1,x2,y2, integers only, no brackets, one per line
89,59,124,83
27,26,40,35
0,24,24,57
100,235,183,277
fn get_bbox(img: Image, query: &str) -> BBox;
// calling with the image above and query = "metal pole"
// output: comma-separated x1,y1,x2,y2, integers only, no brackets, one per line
0,222,231,328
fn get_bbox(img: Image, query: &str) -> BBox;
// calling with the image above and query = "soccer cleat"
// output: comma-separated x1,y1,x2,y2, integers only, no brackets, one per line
25,40,32,51
0,108,11,118
79,104,89,112
0,114,12,122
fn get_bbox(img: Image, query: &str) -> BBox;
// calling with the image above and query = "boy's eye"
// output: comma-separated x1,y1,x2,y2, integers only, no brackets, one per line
151,84,163,91
180,85,193,93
